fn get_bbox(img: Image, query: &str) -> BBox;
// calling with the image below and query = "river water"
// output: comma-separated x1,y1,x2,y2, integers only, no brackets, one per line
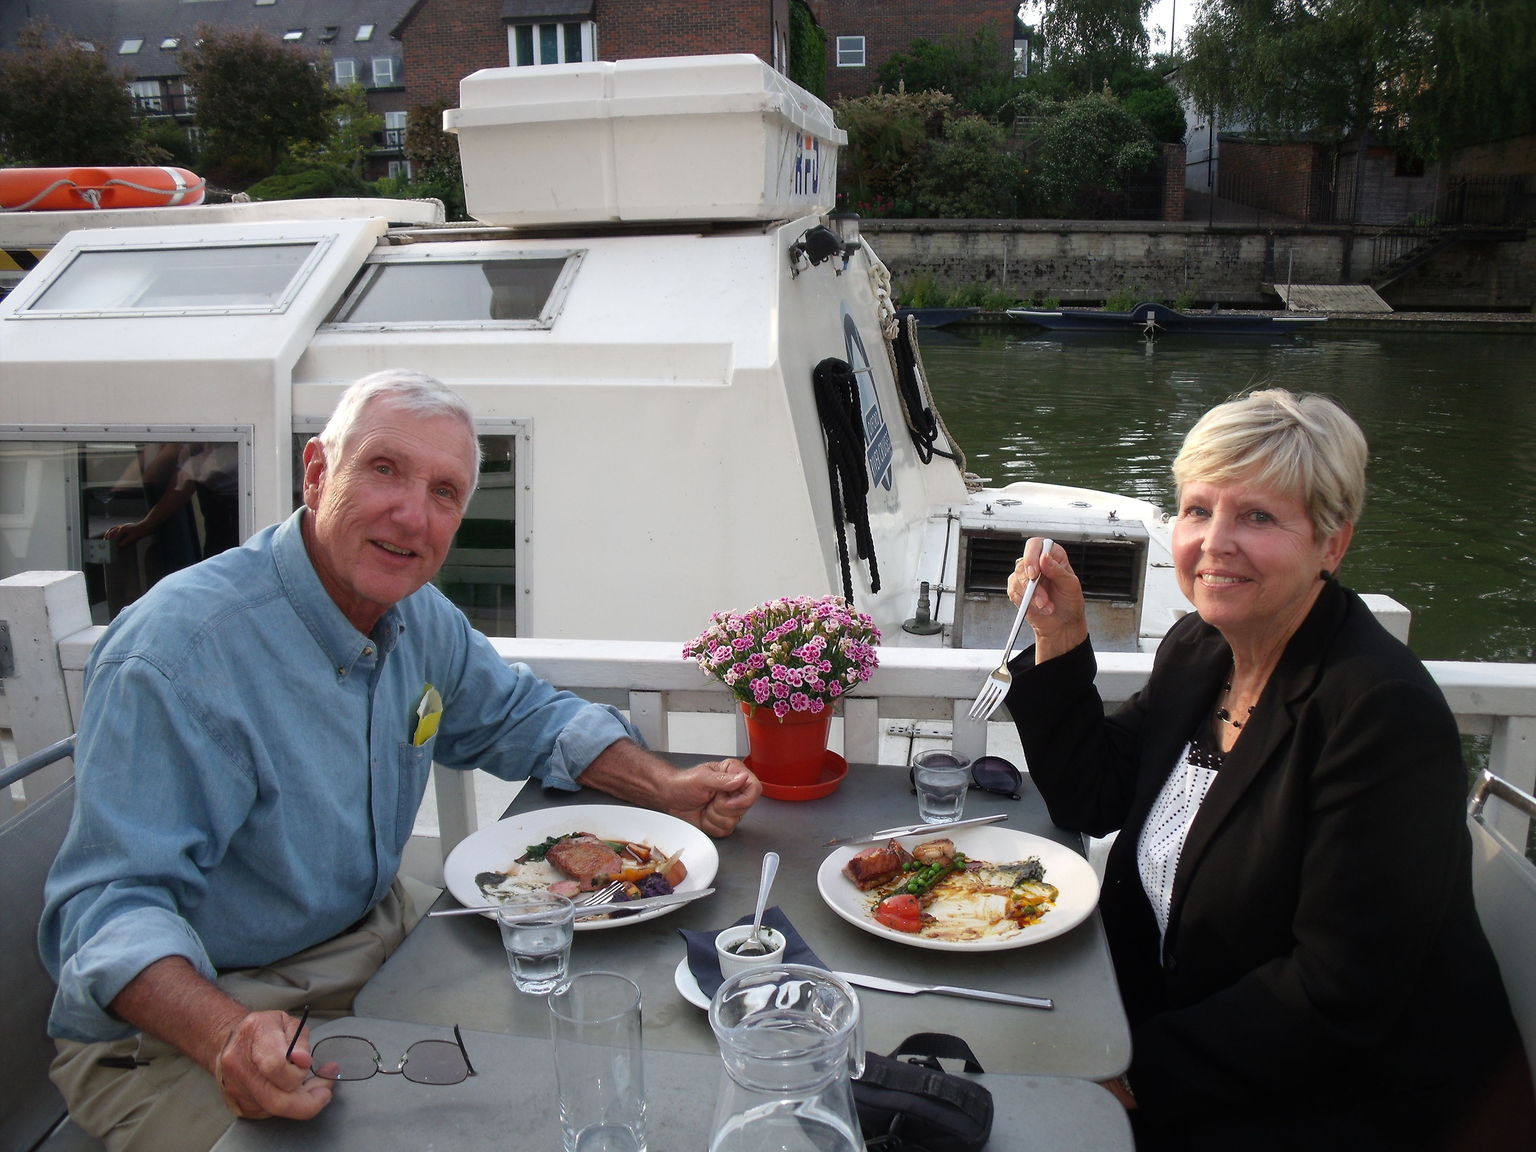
917,324,1536,664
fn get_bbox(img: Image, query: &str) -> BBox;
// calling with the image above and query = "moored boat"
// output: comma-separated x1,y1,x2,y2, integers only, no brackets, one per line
0,55,1187,685
1009,301,1326,336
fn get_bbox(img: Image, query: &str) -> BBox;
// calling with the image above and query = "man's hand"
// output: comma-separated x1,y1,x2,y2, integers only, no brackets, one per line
656,758,761,836
110,956,334,1122
577,741,762,836
213,1010,333,1121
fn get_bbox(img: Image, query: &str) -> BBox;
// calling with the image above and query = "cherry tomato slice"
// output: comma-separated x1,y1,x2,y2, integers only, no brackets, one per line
873,893,923,933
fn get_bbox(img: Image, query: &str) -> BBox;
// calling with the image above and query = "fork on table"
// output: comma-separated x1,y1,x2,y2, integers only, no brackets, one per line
967,537,1053,721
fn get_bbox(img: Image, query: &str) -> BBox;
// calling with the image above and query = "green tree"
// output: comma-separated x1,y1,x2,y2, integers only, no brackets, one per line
289,83,384,177
910,116,1028,217
876,28,1019,118
1033,0,1152,94
395,100,467,220
182,26,336,186
1032,90,1155,217
1180,0,1535,160
835,89,958,216
787,0,826,99
0,18,140,165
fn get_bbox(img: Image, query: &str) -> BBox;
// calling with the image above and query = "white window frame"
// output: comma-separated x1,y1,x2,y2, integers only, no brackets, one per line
836,35,866,68
333,58,357,86
371,56,397,86
506,21,596,67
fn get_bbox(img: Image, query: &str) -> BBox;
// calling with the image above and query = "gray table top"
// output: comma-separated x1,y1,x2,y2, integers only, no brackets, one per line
210,1017,1134,1152
356,758,1131,1081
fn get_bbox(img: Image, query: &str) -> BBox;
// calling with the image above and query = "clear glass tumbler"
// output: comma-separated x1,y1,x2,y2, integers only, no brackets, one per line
549,972,647,1152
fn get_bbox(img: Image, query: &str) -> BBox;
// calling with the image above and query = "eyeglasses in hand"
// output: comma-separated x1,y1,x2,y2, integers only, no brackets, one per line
284,1004,477,1086
908,755,1024,801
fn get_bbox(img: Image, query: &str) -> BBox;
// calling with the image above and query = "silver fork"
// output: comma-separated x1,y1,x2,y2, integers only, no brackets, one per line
967,537,1053,721
577,879,627,907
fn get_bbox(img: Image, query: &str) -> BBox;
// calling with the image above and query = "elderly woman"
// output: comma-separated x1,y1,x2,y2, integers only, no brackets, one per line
1003,390,1533,1150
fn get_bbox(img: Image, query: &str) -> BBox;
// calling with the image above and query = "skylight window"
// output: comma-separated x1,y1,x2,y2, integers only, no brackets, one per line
120,38,143,54
161,37,181,50
320,26,338,43
356,24,374,41
283,29,305,41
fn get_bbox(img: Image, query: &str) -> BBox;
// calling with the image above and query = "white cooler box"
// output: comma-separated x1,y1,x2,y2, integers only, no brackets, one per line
446,54,845,227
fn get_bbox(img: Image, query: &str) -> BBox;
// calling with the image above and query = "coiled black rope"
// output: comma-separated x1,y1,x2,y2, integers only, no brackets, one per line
812,357,881,602
892,315,960,465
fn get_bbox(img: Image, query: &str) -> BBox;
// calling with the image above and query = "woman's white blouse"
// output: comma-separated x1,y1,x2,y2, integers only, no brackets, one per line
1137,738,1222,938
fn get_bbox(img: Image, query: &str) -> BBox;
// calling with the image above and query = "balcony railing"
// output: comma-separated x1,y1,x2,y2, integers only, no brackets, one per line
5,571,1536,858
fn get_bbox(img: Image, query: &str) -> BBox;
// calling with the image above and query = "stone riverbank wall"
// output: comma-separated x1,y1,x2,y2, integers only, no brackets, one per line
858,219,1536,311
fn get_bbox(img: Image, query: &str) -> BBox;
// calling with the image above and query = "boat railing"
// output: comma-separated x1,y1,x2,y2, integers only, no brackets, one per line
2,571,1534,855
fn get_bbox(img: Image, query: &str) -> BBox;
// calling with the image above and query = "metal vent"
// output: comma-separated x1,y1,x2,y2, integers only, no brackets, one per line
963,535,1142,602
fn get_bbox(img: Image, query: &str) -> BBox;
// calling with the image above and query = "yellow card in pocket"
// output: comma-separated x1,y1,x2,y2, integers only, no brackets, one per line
413,684,443,746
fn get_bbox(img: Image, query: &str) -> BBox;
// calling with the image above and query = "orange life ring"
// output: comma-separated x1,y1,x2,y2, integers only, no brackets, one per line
0,166,207,211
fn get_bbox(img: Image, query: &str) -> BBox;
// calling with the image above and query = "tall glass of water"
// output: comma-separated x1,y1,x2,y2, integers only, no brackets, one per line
550,972,647,1152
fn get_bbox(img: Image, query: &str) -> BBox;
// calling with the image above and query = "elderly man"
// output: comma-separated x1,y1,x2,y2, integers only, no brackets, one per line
40,370,761,1151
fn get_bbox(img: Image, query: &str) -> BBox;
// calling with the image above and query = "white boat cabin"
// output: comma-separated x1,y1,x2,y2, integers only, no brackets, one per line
0,54,1187,658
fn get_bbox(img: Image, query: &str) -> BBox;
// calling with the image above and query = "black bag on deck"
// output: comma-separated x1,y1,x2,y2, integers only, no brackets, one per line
853,1032,994,1151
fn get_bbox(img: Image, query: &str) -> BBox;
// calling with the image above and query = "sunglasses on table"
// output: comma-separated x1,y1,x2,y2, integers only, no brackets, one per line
284,1004,477,1086
907,755,1024,801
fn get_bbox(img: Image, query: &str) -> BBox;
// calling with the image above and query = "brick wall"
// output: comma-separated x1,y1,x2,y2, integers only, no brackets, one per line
1160,143,1186,223
400,1,787,110
399,0,513,109
601,1,785,62
1218,139,1325,221
806,0,1016,102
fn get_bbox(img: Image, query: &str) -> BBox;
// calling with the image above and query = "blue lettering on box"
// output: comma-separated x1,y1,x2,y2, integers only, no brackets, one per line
794,135,820,196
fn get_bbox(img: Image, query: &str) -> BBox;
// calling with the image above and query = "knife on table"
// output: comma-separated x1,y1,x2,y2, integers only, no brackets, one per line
822,813,1009,848
836,970,1053,1010
430,886,715,918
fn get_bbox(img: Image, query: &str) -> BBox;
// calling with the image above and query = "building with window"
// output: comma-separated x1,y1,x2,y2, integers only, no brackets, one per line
804,0,1018,102
394,1,793,108
0,0,416,180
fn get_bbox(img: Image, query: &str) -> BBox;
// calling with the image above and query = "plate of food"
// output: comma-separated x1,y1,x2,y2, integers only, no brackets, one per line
443,804,718,930
817,825,1099,951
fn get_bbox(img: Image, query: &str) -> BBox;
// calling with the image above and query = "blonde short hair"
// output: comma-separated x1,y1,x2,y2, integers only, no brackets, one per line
1172,389,1367,538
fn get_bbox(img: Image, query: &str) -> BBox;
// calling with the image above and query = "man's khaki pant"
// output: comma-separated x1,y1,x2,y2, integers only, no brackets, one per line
51,879,422,1152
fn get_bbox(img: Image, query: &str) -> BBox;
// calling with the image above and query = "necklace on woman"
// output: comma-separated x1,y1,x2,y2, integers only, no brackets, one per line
1215,668,1255,730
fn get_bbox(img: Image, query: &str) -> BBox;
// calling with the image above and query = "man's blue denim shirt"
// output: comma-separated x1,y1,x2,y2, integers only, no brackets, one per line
40,510,637,1042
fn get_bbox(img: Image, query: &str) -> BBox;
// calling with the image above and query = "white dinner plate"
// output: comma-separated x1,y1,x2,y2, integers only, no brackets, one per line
443,804,718,931
817,826,1099,952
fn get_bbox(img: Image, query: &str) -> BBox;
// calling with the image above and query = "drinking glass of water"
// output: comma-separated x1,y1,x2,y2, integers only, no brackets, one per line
550,972,647,1152
912,750,971,824
496,893,575,994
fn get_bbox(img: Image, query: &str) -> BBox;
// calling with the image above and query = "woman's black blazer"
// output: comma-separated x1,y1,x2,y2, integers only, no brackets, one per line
1005,579,1532,1146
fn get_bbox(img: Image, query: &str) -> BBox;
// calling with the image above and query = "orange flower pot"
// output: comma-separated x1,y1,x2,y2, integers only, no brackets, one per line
739,702,831,788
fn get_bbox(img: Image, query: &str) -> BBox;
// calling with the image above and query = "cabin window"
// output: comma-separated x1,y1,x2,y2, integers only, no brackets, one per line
325,253,580,328
0,435,248,624
17,242,323,317
289,431,522,637
836,36,866,67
